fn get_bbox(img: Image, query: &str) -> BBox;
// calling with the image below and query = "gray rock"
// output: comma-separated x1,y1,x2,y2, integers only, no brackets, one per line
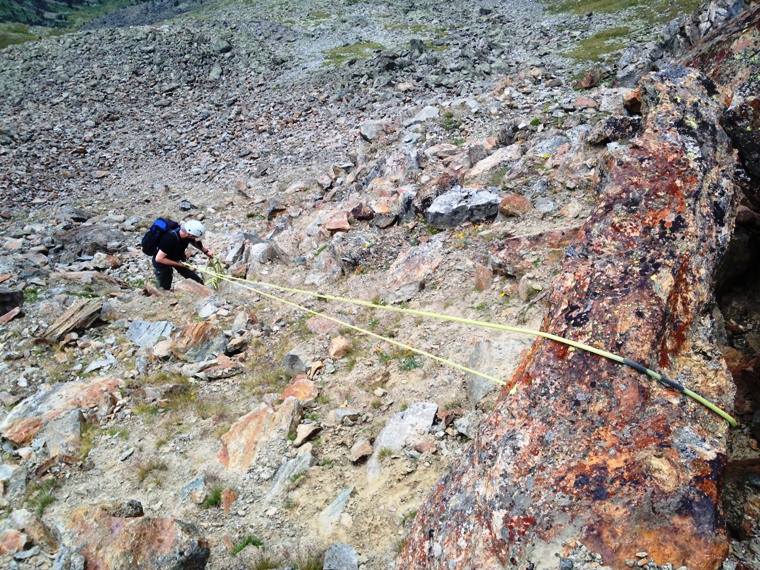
534,197,556,213
264,450,313,503
426,187,500,228
58,206,94,223
305,248,343,287
211,38,232,54
15,545,41,560
529,135,569,157
181,476,206,501
52,546,86,570
38,408,83,457
467,339,532,409
282,346,312,378
319,488,354,535
368,402,437,481
359,120,388,142
209,64,222,80
453,412,479,439
406,105,439,126
324,542,359,570
53,224,127,263
334,408,362,425
126,320,174,348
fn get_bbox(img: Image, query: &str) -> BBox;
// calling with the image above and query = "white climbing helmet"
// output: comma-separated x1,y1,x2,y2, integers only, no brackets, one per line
183,220,205,238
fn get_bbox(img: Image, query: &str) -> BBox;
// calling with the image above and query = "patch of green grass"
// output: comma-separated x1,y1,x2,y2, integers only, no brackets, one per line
0,23,35,50
136,457,168,485
565,26,631,62
232,535,264,556
203,484,224,509
23,286,39,304
27,479,60,516
307,10,331,20
293,553,324,570
317,458,335,468
547,0,700,25
470,301,490,312
289,470,306,483
401,509,418,525
107,426,129,440
323,41,385,66
79,422,100,459
489,166,510,188
252,558,280,570
440,111,461,131
529,118,542,127
378,446,393,459
134,402,159,416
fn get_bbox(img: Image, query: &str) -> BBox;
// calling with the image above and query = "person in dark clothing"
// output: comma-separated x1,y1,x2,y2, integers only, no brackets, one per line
152,219,214,290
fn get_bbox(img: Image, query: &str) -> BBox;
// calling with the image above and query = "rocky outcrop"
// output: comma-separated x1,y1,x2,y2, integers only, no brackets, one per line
400,66,738,569
1,376,124,445
54,500,209,570
682,2,760,203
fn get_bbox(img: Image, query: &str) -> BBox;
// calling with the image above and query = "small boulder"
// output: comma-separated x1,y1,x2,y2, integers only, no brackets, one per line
328,336,352,360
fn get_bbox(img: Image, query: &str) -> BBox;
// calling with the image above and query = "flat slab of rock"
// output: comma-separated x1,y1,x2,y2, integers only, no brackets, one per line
126,319,174,348
1,377,124,444
218,397,302,472
400,66,738,570
36,298,103,343
464,144,522,185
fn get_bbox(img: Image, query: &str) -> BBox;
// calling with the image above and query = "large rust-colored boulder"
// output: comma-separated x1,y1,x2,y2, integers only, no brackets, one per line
0,377,124,444
57,502,209,569
217,397,302,472
400,66,738,570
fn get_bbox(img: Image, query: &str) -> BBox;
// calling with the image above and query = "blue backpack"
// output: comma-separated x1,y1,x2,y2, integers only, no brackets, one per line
141,218,179,256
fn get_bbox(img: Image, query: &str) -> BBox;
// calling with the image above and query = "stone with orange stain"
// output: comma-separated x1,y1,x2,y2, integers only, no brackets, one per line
203,355,244,380
0,529,27,555
221,488,238,515
172,322,227,362
57,502,209,569
574,95,598,109
400,67,738,570
328,336,352,359
473,264,493,292
324,211,351,233
218,397,302,472
0,377,124,445
280,375,318,403
174,280,213,297
306,314,342,335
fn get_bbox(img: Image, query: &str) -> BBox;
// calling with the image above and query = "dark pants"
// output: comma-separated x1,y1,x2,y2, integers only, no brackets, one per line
152,259,203,290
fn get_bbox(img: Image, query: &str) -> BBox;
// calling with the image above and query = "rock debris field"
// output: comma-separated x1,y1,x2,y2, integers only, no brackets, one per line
1,0,759,569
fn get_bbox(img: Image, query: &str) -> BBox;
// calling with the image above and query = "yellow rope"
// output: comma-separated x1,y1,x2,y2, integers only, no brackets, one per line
186,264,737,427
191,265,506,385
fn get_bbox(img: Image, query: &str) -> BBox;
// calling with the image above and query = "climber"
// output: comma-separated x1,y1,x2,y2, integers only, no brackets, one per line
151,219,214,290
